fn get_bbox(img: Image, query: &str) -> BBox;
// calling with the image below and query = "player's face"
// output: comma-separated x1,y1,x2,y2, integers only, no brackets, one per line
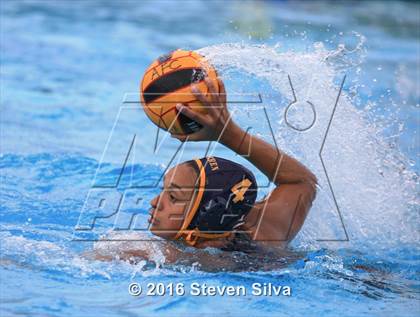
149,164,198,239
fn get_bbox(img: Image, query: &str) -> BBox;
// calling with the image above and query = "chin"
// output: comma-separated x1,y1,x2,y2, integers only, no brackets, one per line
150,226,176,240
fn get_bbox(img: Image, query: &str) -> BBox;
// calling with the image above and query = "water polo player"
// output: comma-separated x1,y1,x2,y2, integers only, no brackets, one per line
148,77,318,250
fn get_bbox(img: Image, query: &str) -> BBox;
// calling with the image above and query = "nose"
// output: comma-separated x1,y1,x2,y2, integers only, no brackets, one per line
150,193,160,209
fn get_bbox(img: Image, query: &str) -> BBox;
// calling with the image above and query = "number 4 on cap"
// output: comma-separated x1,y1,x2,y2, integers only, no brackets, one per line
231,179,252,203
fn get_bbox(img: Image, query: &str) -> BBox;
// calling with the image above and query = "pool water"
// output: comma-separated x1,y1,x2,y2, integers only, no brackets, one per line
1,1,419,316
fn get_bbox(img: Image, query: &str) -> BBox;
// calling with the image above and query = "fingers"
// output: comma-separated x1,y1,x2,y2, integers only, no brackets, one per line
191,78,218,103
176,103,208,125
191,85,211,107
205,77,218,101
217,77,226,103
217,77,225,91
202,77,226,107
191,85,221,118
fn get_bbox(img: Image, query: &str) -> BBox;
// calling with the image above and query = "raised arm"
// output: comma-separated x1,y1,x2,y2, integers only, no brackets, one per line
219,122,317,187
222,122,317,242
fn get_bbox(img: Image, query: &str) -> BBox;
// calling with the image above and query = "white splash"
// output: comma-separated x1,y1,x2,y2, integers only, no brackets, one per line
199,42,419,252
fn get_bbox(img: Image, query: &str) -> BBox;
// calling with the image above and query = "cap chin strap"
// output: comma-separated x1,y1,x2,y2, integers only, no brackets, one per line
174,158,232,246
183,228,232,246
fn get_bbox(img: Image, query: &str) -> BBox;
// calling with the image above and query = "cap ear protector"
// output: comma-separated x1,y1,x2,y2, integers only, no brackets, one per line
192,193,253,232
194,196,232,231
174,156,257,246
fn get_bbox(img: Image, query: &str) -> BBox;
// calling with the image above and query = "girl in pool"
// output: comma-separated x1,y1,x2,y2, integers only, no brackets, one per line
93,77,317,268
147,77,317,253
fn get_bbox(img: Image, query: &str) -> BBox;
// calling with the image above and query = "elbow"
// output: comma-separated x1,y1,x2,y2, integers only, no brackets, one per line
309,180,317,203
304,174,318,203
307,169,318,187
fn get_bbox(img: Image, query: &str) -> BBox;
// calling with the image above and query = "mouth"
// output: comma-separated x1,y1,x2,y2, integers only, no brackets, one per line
148,209,159,225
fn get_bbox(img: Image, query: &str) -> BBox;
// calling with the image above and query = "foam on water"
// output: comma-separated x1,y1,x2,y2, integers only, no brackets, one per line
199,42,419,252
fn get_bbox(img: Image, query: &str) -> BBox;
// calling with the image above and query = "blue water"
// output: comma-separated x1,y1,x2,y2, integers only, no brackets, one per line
1,1,419,316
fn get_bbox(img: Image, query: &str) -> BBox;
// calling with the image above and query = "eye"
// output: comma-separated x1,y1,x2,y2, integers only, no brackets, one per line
169,193,177,202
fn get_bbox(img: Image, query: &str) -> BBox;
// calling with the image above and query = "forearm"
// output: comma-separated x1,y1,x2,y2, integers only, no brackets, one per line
220,122,317,186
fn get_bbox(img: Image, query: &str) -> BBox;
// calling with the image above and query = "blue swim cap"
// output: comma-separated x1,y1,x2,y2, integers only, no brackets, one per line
175,156,258,245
